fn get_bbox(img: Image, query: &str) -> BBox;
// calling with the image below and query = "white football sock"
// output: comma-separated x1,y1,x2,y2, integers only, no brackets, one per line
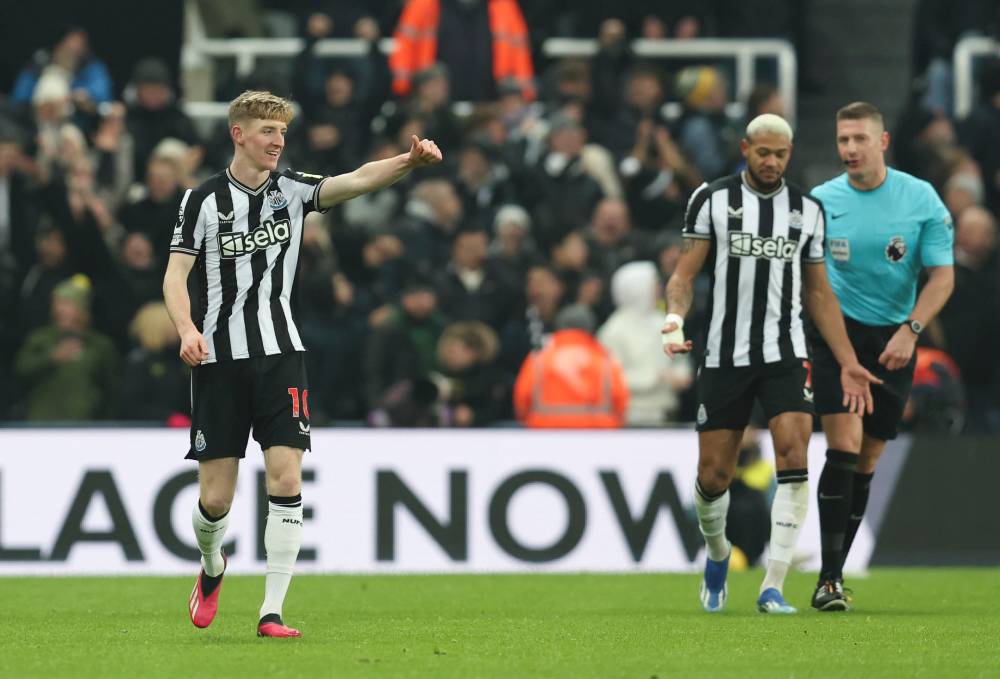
694,483,731,562
192,502,229,577
259,496,303,619
761,480,809,594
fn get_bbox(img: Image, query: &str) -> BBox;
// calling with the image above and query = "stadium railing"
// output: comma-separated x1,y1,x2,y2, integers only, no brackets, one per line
953,35,998,119
180,36,797,125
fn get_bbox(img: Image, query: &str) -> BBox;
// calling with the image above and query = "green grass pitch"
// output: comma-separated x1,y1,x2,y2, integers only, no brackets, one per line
4,569,998,678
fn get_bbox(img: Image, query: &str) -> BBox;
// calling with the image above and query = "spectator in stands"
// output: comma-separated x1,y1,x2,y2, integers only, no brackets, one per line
513,303,628,428
12,26,113,115
296,219,370,421
119,232,163,313
332,224,408,319
125,58,203,180
521,113,605,249
618,114,699,232
746,83,786,120
959,58,1000,216
120,301,189,422
364,275,447,426
390,0,535,102
455,138,514,230
585,197,652,284
118,156,185,259
500,263,564,374
598,261,692,425
432,320,507,426
17,223,72,337
595,62,667,160
13,275,118,421
673,66,739,180
297,65,364,177
396,63,463,153
937,206,1000,431
549,231,607,315
293,10,391,132
894,96,964,191
90,102,135,209
488,203,540,284
943,169,985,219
434,226,519,330
0,126,40,281
393,178,464,275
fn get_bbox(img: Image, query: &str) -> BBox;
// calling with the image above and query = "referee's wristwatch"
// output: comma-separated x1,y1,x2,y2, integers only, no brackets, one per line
903,318,923,335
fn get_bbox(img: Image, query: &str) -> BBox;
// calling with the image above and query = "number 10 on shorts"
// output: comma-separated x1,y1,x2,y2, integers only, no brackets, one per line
288,387,310,419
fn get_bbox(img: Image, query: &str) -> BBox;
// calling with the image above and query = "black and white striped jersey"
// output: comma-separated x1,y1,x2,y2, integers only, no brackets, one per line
169,167,328,364
682,173,825,368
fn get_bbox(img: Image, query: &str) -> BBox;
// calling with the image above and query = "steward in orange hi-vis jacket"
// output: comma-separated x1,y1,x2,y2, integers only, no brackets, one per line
513,305,628,428
390,0,536,100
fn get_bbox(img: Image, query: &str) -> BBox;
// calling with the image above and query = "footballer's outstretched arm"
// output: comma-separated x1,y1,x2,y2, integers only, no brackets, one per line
317,135,442,209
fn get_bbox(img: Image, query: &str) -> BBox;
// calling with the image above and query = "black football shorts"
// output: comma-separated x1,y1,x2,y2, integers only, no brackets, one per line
695,357,815,432
809,316,915,441
186,352,312,460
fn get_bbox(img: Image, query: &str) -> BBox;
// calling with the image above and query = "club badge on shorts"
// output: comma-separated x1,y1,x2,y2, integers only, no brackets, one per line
195,430,207,452
267,189,289,211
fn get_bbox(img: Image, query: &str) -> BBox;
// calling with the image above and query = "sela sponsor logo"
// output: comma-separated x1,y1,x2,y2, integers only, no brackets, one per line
266,189,288,211
218,218,290,258
829,237,850,262
885,235,907,262
728,232,798,261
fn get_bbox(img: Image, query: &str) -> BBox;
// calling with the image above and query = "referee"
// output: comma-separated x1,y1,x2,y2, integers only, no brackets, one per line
662,113,880,614
809,102,954,611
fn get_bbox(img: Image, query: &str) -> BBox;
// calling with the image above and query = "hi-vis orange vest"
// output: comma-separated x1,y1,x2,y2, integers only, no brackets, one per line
513,329,629,429
390,0,536,100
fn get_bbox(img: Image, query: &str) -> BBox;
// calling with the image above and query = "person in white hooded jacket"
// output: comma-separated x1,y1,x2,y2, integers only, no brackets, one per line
598,260,693,425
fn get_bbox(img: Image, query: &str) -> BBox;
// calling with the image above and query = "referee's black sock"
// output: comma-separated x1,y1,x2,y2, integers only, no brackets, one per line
817,449,857,581
842,471,874,564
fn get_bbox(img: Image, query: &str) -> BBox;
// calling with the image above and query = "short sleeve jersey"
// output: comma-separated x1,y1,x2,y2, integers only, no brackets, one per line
811,168,953,326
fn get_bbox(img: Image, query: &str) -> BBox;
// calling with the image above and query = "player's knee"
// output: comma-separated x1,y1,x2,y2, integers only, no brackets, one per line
267,470,301,497
200,496,232,518
772,442,807,468
697,465,732,496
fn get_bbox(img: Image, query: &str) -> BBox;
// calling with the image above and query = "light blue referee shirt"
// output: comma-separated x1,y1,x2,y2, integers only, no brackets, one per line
811,168,954,326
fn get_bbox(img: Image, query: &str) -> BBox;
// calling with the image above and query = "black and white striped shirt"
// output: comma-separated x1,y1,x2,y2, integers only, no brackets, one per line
169,168,328,364
682,173,825,368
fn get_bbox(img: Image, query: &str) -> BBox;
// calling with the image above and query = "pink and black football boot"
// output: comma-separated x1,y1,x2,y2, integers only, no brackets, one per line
257,614,302,638
188,551,227,628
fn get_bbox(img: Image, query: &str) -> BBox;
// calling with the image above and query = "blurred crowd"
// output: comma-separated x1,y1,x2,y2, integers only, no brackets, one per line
0,1,996,433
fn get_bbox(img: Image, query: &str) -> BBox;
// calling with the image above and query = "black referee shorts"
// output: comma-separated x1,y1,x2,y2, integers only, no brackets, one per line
186,352,312,460
808,317,916,441
695,357,814,432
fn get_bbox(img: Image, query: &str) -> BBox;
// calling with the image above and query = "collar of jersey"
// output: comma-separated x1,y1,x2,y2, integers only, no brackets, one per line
226,167,271,196
740,171,785,199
